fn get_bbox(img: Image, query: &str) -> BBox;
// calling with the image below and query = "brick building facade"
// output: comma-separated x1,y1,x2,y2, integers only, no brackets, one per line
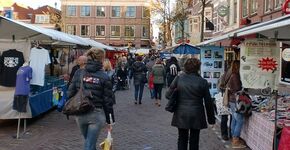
61,0,151,48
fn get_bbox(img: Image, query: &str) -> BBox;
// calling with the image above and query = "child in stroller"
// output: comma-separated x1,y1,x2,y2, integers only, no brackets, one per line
116,63,129,90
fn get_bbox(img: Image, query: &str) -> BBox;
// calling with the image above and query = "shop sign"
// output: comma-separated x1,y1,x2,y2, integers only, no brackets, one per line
258,57,278,71
282,0,290,14
217,5,229,17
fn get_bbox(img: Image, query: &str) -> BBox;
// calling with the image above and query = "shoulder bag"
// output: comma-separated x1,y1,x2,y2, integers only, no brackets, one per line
63,71,94,115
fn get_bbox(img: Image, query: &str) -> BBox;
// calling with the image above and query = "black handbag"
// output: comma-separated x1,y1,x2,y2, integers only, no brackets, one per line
63,71,94,115
165,76,179,113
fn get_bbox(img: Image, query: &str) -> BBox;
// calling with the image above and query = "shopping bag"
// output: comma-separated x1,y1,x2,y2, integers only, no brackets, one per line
100,130,113,150
215,92,231,116
100,114,113,150
223,88,229,106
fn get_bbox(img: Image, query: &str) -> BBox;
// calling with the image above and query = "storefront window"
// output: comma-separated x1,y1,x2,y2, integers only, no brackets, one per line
111,25,120,36
67,25,76,35
96,6,106,17
81,6,91,17
125,26,135,37
126,6,136,18
67,5,76,16
96,25,105,37
112,6,121,17
81,25,90,36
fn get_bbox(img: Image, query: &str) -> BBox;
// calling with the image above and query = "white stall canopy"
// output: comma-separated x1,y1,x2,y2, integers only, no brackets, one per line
197,15,290,46
0,16,114,49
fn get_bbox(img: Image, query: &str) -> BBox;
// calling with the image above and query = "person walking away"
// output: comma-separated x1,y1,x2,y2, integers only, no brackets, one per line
146,56,156,99
103,59,116,104
166,58,215,150
67,48,115,150
116,63,128,90
103,59,114,81
69,55,87,85
127,53,135,80
226,60,245,148
166,57,180,87
132,56,147,104
152,59,166,107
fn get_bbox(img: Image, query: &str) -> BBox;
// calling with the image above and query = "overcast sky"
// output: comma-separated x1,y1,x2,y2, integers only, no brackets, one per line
14,0,61,9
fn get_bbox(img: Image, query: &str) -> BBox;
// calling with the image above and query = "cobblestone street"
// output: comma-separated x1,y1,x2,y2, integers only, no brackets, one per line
0,85,232,150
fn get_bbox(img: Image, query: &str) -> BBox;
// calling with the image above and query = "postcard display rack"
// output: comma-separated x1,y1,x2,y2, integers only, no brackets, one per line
200,46,225,97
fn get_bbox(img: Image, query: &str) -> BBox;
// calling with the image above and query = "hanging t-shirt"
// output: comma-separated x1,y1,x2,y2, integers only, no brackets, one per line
0,49,24,87
29,47,51,86
15,66,33,95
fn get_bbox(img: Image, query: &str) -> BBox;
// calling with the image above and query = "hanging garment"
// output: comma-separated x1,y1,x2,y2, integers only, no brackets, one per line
14,66,32,95
13,95,29,113
0,49,24,87
29,47,51,86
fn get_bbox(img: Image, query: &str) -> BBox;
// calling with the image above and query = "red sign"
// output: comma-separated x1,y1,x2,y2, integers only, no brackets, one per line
258,57,278,71
283,0,290,14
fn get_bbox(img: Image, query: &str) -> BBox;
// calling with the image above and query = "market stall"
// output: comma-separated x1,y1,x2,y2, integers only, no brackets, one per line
198,14,290,150
0,16,113,120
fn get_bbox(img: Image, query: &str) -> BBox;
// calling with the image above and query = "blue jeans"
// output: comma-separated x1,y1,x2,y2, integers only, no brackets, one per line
75,109,106,150
134,84,145,102
229,102,244,137
150,89,155,99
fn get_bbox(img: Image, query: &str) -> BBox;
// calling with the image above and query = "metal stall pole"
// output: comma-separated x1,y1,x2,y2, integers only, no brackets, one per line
68,46,71,75
16,113,21,139
273,90,278,150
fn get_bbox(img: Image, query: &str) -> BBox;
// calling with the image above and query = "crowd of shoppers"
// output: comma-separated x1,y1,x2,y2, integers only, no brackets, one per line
67,48,247,150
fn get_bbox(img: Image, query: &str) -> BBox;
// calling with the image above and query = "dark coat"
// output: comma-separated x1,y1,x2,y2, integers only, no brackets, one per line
67,60,115,124
166,73,215,129
132,61,147,85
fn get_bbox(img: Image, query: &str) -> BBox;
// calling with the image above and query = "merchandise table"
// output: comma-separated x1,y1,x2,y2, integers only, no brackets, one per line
241,112,275,150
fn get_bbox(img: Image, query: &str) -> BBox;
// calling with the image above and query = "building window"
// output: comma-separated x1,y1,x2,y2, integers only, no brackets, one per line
193,17,199,32
126,6,136,18
81,6,91,17
35,15,49,24
81,25,90,36
111,25,120,36
66,25,76,35
125,26,135,37
142,7,150,18
96,25,105,37
234,0,237,23
142,26,149,37
67,5,76,16
250,0,258,14
96,6,106,17
274,0,283,9
242,0,248,17
264,0,271,12
112,6,121,17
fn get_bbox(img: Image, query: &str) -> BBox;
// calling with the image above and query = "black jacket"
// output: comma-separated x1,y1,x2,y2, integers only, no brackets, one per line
132,61,147,85
67,60,115,123
166,73,215,129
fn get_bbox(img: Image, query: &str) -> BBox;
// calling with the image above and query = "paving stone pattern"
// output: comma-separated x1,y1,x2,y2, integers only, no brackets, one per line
0,85,244,150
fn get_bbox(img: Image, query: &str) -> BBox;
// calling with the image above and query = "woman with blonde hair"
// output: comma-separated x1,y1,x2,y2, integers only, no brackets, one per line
67,48,115,150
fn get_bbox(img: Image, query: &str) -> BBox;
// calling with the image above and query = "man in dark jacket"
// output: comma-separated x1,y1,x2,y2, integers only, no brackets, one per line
69,55,87,85
67,49,114,150
166,57,181,87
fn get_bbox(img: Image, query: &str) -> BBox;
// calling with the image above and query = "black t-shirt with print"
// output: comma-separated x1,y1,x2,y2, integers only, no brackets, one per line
0,49,24,87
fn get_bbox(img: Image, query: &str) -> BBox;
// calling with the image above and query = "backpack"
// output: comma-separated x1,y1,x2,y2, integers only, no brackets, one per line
169,64,178,76
235,91,252,117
